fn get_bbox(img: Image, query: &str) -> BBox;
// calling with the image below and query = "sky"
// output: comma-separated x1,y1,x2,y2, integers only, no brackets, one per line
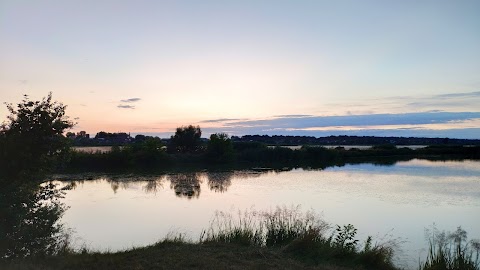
1,0,479,139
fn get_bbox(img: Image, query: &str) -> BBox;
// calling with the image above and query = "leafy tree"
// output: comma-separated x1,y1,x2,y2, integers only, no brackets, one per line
0,92,74,181
126,136,166,167
0,93,72,258
169,125,202,153
207,133,234,162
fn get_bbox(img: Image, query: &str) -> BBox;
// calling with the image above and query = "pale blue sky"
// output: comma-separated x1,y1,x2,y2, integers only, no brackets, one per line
1,1,479,138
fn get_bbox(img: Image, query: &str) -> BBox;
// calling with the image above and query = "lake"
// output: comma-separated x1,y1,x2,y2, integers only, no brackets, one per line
53,159,480,269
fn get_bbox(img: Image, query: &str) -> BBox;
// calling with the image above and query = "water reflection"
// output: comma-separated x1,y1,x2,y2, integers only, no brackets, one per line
206,172,233,192
168,173,202,199
142,177,165,194
53,159,480,201
55,160,480,269
54,170,270,197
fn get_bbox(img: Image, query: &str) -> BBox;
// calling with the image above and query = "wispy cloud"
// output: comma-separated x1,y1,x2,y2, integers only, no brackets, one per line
117,97,141,109
433,91,480,99
117,104,136,109
120,98,141,103
394,91,480,112
323,91,480,116
200,118,244,123
273,114,314,118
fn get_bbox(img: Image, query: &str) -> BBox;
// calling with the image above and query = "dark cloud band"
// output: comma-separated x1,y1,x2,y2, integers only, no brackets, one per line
118,105,135,109
222,112,480,128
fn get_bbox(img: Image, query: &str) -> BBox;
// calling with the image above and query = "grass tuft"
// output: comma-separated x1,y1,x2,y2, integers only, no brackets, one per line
200,206,398,269
420,225,480,270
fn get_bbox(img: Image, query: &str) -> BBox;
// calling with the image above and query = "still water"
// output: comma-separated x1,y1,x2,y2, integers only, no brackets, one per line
54,159,480,268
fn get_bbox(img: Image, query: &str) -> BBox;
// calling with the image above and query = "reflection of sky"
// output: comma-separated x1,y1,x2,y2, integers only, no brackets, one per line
325,159,480,178
56,160,480,268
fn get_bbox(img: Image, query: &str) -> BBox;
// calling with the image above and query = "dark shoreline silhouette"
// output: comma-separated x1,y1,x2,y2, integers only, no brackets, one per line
62,143,480,173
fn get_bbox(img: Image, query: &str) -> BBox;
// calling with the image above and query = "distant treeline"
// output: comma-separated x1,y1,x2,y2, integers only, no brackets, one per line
70,133,480,147
232,134,480,146
62,126,480,172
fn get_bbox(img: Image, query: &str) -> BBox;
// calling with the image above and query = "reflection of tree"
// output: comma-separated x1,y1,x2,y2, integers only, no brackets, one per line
103,178,131,194
61,175,167,195
0,182,68,258
233,170,265,179
168,173,201,199
142,177,165,194
110,181,120,194
206,172,233,192
62,180,79,191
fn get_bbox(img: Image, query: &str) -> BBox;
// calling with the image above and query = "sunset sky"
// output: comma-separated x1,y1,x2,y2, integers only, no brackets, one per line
1,1,479,138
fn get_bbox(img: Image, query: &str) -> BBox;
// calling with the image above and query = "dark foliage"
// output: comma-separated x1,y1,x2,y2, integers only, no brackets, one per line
67,140,169,171
0,93,74,181
233,134,480,146
0,183,68,259
168,125,202,153
0,93,72,259
206,133,234,163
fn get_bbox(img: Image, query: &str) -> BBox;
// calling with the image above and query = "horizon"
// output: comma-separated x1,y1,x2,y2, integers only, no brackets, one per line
81,127,480,141
1,1,479,139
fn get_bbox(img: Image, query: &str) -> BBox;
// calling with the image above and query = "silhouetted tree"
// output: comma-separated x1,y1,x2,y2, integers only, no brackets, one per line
169,125,202,153
0,93,74,181
207,133,234,162
0,93,72,258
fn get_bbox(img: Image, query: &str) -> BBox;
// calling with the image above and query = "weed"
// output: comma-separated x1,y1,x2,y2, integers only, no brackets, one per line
420,225,480,270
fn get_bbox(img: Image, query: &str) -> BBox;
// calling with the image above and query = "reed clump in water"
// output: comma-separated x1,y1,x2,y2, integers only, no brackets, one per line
421,226,480,270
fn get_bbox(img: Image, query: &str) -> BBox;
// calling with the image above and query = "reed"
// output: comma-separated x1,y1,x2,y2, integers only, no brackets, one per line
420,226,480,270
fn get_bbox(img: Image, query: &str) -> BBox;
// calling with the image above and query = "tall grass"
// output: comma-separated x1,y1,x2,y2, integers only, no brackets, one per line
200,206,397,269
420,226,480,270
200,206,326,247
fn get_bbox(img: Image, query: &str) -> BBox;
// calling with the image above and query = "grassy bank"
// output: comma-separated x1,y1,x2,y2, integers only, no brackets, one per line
2,240,363,270
1,207,398,270
3,207,479,270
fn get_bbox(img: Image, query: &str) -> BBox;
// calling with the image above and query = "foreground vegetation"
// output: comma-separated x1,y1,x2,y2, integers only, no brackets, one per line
421,226,480,270
199,207,397,269
2,207,479,270
1,241,359,270
2,207,398,270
